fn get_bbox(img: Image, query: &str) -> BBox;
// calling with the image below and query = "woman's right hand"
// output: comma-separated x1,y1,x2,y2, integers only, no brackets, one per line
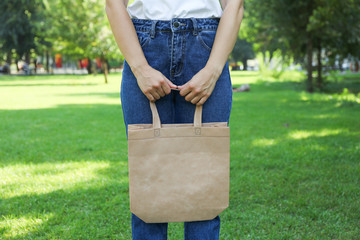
106,0,176,101
132,64,178,102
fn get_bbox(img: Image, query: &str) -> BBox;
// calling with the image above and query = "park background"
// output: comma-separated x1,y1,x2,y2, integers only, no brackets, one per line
1,0,360,239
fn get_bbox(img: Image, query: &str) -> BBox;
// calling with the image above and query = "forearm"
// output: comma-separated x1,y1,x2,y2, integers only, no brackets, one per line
205,0,244,76
105,0,148,73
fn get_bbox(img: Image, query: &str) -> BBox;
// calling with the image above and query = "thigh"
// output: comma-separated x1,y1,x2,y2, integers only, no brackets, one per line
202,61,233,123
120,30,175,130
174,29,232,124
121,61,174,130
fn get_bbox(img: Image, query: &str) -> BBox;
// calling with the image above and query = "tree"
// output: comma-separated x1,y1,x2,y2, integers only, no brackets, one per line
246,0,360,92
231,37,255,70
0,0,44,72
42,0,122,81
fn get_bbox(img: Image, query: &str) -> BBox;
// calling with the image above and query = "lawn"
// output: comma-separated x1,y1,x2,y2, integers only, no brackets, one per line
0,71,359,239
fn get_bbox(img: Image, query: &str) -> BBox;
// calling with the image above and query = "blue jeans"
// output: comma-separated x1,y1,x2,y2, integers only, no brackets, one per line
121,18,232,240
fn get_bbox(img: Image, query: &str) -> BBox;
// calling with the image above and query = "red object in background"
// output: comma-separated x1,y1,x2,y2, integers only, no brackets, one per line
96,58,102,68
79,58,89,69
82,58,89,68
55,54,62,68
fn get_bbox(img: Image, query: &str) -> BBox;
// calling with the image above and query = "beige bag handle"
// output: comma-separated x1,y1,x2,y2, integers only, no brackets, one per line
150,102,203,128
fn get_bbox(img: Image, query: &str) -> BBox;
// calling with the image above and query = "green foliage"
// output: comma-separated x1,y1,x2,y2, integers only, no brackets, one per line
0,0,45,59
231,37,255,70
0,73,360,239
42,0,121,60
245,0,360,91
307,0,360,59
0,0,121,66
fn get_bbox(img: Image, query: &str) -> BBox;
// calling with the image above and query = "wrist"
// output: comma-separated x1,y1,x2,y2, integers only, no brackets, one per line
130,61,150,77
204,62,224,80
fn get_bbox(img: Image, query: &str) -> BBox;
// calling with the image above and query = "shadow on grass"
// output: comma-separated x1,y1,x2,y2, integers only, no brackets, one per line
225,82,360,238
1,183,131,239
0,104,126,167
1,81,360,238
0,104,132,238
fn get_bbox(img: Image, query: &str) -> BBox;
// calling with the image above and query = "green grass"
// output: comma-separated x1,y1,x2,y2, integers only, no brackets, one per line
1,71,360,239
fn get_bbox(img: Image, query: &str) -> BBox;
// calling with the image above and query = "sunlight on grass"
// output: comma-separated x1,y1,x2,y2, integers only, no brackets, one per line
252,138,277,147
0,75,121,110
300,90,360,104
230,71,259,85
0,161,127,198
258,69,306,83
1,72,359,239
0,214,53,239
312,114,339,119
288,129,345,140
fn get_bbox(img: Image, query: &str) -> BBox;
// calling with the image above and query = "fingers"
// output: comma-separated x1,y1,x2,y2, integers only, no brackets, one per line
179,84,191,97
153,76,176,97
179,82,211,105
136,66,177,101
146,77,175,102
145,93,155,102
161,78,176,95
197,96,208,105
190,95,201,105
190,92,209,105
166,79,177,90
151,90,162,100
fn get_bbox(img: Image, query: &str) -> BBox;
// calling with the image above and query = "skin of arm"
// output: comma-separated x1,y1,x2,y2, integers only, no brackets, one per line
179,0,244,105
105,0,177,102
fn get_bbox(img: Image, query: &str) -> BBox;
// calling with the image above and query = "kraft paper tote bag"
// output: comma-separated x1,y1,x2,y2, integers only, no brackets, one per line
127,102,229,223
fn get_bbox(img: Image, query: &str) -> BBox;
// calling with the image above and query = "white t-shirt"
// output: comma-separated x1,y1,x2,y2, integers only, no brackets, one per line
127,0,223,20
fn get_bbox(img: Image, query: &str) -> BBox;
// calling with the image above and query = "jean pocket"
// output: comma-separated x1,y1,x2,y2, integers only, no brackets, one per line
136,31,151,48
197,30,217,52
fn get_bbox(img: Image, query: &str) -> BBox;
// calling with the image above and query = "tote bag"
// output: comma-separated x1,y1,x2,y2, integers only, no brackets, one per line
127,102,229,223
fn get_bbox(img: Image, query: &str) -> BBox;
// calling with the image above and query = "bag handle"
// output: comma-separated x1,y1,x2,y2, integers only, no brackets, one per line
150,102,203,128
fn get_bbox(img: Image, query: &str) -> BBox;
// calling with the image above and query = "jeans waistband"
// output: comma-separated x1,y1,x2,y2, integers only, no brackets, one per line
131,18,220,37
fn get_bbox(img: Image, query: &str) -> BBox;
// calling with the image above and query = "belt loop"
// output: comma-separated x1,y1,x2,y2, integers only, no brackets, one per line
191,18,198,36
150,20,158,39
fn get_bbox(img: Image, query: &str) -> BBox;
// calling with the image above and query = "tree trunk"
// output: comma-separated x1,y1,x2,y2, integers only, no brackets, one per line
25,52,30,64
6,52,11,64
46,50,50,73
33,59,37,74
338,58,343,72
5,52,11,74
101,57,108,84
51,55,55,74
15,59,19,72
269,50,274,63
242,58,248,71
316,40,322,90
262,50,267,65
306,36,314,93
86,58,93,74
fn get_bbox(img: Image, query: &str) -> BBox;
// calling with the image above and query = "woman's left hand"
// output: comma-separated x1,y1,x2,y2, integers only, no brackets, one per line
178,66,221,105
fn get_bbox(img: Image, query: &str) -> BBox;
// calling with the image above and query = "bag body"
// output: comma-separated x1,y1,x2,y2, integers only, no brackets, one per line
128,102,229,223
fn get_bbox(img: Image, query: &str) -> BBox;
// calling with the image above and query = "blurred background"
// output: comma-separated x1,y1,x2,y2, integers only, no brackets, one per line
1,0,360,239
0,0,359,91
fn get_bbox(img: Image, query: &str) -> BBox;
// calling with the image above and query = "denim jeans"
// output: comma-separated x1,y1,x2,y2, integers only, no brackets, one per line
121,18,232,240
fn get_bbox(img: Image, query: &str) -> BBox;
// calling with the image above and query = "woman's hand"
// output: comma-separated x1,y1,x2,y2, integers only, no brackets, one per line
107,0,177,102
132,64,177,102
178,65,222,105
177,0,243,106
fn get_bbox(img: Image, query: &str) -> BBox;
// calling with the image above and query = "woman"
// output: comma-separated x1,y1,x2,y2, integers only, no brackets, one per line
106,0,243,239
